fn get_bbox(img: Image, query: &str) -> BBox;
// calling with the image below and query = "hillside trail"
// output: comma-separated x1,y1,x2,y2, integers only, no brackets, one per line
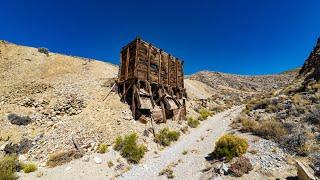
120,106,243,180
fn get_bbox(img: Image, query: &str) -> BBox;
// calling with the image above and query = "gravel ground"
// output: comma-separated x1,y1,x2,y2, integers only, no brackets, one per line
119,106,243,180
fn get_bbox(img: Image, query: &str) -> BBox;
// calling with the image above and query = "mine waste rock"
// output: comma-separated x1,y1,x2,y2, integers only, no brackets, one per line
299,37,320,81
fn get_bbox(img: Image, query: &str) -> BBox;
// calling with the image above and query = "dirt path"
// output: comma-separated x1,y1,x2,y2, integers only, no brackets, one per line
120,106,243,180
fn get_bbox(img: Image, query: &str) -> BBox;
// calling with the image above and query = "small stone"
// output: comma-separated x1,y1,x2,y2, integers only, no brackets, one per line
65,166,72,171
94,157,102,164
18,155,27,162
83,156,90,162
37,171,43,177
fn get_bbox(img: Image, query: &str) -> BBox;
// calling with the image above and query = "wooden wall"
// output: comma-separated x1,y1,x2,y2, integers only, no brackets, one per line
119,38,184,89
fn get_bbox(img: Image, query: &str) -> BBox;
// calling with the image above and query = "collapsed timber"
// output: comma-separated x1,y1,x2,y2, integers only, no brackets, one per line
117,38,186,124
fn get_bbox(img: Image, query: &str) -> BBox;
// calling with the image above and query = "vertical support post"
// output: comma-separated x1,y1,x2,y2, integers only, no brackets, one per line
158,50,162,84
134,39,139,78
167,55,171,86
175,58,178,86
147,44,151,81
132,84,136,119
158,88,167,123
125,47,130,80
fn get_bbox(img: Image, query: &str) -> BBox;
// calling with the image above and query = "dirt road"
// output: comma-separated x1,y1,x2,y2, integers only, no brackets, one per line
120,106,243,180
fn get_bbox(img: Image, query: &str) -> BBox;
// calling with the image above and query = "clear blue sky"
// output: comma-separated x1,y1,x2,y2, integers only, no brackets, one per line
1,0,319,75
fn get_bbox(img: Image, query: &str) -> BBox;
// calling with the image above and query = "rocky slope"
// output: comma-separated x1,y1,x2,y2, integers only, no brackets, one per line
235,37,320,178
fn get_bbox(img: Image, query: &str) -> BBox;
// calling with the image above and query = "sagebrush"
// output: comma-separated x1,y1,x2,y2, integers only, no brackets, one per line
114,133,147,163
155,128,180,146
214,134,248,161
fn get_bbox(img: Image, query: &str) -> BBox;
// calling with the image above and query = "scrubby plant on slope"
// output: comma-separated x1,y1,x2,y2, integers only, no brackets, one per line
198,108,213,120
114,133,147,163
187,117,200,128
21,162,37,173
0,155,18,180
154,128,180,146
97,143,108,154
213,134,248,161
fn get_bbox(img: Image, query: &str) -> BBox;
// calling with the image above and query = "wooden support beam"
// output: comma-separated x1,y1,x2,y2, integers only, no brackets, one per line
147,44,151,81
168,55,171,86
125,47,130,80
132,84,136,119
158,88,167,123
158,50,162,84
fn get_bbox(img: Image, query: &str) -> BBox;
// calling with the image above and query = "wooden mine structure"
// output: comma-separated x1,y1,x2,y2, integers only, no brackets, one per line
117,38,186,123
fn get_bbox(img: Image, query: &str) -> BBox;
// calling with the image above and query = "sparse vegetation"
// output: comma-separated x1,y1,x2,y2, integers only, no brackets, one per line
154,128,180,146
159,166,174,179
114,133,147,163
182,150,188,155
198,108,213,120
305,108,320,125
38,47,49,56
229,157,253,177
46,150,83,167
97,143,108,154
0,155,18,180
187,117,200,128
107,160,114,168
253,119,287,140
22,162,37,173
213,134,249,161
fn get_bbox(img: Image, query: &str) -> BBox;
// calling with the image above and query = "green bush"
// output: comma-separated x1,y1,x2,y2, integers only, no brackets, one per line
0,155,18,180
97,143,108,154
214,134,249,161
187,117,200,128
22,162,37,173
154,128,180,146
198,108,213,120
114,133,147,163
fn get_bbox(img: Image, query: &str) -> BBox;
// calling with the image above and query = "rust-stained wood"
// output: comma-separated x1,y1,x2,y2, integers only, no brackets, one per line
117,38,186,123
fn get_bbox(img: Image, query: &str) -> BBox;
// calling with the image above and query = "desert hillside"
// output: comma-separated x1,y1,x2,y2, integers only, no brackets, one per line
0,40,153,164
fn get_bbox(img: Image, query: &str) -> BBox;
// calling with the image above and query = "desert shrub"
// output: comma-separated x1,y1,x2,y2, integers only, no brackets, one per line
155,128,180,146
159,166,174,179
38,47,49,56
305,109,320,125
281,129,310,155
198,108,213,120
0,155,18,180
107,160,114,168
97,143,108,154
253,120,287,140
46,150,83,167
21,162,37,173
229,156,253,177
239,117,259,132
187,117,200,128
213,134,249,161
252,99,269,110
292,94,309,106
113,133,147,163
7,113,32,125
265,104,277,113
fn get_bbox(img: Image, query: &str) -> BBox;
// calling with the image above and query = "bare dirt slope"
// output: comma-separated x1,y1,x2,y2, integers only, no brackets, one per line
0,41,148,164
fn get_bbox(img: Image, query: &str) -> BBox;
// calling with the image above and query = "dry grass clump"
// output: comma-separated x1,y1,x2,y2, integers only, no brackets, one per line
21,162,37,173
187,117,200,128
114,133,147,164
253,119,287,140
0,155,18,180
97,143,108,154
154,128,180,147
107,160,114,168
292,94,309,106
46,150,83,167
198,108,213,120
213,134,249,161
159,166,174,179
